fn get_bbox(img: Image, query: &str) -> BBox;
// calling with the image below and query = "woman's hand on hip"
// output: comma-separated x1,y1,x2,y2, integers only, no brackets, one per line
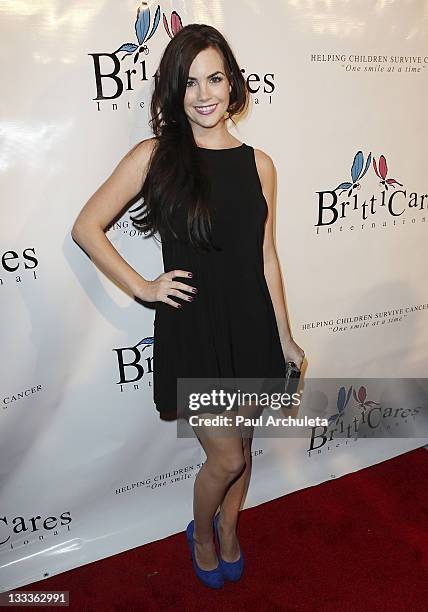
135,269,197,308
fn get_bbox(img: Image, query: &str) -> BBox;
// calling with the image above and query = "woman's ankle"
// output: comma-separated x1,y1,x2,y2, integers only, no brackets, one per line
192,528,214,546
217,512,238,535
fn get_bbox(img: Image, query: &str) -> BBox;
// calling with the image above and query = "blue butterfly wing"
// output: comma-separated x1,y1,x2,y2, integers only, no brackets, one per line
113,43,138,55
351,151,363,182
334,181,352,191
337,386,346,413
135,336,154,347
145,5,161,42
359,152,372,180
135,6,150,44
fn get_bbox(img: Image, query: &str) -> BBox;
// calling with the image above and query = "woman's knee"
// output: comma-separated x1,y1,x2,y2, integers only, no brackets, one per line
223,450,246,476
210,450,246,479
195,424,246,478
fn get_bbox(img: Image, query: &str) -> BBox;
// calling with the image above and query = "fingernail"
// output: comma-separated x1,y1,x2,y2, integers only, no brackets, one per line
188,273,193,277
192,288,197,293
188,296,193,301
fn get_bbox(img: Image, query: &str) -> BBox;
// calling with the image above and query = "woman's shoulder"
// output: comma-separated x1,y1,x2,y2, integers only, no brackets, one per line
127,137,158,181
253,146,274,167
129,137,158,164
253,146,276,189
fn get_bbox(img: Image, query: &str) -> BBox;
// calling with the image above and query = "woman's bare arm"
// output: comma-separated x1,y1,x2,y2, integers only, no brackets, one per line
71,138,157,297
71,138,196,306
254,148,305,367
254,148,292,343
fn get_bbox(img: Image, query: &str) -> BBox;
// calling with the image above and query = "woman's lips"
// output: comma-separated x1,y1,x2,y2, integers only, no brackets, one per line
194,103,218,115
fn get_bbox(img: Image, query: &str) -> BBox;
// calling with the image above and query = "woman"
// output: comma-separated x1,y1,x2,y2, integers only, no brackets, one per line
72,24,304,589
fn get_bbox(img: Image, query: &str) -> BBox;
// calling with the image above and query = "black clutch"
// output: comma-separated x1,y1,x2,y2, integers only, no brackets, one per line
284,360,301,394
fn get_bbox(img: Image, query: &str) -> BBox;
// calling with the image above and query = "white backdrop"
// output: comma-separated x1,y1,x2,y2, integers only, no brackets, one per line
1,0,427,592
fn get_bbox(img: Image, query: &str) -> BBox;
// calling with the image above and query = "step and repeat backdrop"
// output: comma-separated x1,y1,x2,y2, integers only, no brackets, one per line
1,0,427,592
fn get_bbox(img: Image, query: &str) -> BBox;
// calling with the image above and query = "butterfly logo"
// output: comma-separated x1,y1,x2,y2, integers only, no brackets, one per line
328,384,381,425
113,5,184,63
113,4,161,62
334,151,372,197
373,155,403,191
352,385,380,412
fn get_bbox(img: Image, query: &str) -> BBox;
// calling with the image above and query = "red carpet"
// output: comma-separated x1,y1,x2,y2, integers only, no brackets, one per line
12,448,428,611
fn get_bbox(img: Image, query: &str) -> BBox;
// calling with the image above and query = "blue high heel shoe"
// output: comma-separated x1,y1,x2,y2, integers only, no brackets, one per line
213,513,244,581
186,520,224,589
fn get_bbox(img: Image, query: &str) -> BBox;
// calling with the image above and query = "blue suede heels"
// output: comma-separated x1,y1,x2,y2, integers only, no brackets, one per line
213,512,244,581
186,520,224,589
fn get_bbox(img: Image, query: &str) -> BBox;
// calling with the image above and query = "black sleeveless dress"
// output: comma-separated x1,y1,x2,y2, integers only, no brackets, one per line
153,143,286,420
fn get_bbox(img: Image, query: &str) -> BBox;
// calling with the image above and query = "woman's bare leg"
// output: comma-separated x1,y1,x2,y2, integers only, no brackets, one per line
191,415,245,570
216,402,260,561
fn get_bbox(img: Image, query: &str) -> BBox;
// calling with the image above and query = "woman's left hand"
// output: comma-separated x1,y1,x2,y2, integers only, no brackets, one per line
280,337,305,370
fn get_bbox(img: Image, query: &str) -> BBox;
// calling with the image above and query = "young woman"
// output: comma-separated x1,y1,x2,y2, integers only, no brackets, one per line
72,24,304,589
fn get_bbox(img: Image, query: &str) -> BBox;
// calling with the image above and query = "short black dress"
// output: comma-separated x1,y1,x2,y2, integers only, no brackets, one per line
153,143,286,420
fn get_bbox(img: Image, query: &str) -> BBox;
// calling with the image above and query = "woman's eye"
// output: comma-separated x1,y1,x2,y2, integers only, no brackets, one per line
186,76,223,87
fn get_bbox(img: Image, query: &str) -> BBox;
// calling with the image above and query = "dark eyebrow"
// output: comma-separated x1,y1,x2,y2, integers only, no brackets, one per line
187,71,224,81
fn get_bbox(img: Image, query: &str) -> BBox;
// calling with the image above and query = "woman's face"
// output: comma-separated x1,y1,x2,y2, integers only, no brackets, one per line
183,46,232,132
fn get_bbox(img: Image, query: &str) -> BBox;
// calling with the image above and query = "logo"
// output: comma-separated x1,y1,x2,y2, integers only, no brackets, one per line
113,5,183,61
327,384,380,426
114,333,154,390
307,382,420,456
315,149,426,234
0,511,72,550
89,4,183,108
89,2,276,114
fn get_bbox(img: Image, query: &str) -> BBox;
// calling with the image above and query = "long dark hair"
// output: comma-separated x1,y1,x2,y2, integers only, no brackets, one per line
130,24,249,252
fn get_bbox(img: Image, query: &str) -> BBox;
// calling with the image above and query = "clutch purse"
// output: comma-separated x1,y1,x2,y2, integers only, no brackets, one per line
284,360,301,394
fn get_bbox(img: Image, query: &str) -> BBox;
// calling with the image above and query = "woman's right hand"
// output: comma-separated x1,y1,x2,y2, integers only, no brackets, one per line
135,269,197,308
